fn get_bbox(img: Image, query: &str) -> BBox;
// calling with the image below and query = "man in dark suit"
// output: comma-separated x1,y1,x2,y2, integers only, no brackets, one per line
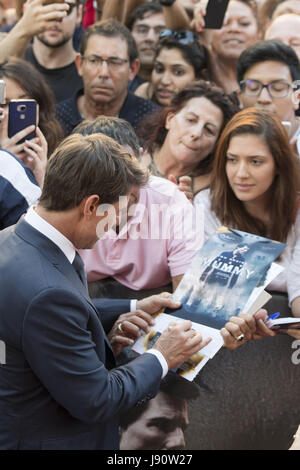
0,132,212,450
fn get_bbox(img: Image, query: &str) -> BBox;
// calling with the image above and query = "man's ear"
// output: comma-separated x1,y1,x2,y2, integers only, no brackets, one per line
75,52,83,76
129,58,140,82
83,195,100,218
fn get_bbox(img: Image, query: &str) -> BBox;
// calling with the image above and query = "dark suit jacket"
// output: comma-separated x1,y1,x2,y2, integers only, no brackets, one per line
0,219,162,450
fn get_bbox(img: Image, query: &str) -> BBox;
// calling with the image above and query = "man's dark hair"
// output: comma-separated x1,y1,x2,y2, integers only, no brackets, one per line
74,116,140,158
80,18,139,64
119,372,200,430
237,39,300,83
39,133,148,211
127,1,163,30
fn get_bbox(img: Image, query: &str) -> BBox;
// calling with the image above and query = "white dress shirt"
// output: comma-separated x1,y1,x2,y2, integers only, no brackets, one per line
24,206,168,377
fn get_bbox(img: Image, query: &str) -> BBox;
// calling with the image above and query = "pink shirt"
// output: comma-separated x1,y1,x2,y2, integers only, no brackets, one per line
80,176,203,290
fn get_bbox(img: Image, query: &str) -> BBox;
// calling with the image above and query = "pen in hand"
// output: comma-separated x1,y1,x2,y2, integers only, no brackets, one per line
264,312,280,324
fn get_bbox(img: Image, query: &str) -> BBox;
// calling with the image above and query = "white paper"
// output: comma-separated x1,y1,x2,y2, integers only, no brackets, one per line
243,263,284,314
132,312,224,381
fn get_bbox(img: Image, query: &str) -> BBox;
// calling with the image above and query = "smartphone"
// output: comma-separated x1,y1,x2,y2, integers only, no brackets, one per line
204,0,230,29
0,80,5,105
8,99,37,144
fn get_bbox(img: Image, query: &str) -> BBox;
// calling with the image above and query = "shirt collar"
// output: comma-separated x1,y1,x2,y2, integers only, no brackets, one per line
24,206,76,263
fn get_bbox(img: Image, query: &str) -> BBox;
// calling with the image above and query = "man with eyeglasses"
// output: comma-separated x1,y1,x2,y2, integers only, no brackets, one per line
24,0,84,103
128,2,166,91
237,40,300,152
56,18,158,137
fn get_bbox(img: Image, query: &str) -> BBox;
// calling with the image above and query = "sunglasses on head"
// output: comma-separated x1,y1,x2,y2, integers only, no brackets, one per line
158,29,197,45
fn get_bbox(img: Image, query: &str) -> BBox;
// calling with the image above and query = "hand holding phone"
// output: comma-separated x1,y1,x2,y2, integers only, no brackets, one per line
204,0,230,29
8,100,37,145
191,0,230,32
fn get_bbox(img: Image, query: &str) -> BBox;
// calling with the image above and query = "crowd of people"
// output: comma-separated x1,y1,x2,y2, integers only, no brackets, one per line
0,0,300,451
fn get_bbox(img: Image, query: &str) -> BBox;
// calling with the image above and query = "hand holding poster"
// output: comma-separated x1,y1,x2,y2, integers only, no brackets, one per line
133,227,286,380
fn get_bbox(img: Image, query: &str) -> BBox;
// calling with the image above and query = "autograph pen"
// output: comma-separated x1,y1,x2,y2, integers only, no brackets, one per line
264,312,280,324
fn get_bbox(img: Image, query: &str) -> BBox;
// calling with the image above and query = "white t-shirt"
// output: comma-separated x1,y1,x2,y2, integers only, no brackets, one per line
194,189,300,305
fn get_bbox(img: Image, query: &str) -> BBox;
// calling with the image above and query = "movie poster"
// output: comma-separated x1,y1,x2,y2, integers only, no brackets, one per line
119,228,300,451
171,226,286,329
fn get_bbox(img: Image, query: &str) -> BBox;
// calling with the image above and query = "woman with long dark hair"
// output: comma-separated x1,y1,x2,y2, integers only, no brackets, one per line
135,30,208,107
194,107,300,321
0,57,63,185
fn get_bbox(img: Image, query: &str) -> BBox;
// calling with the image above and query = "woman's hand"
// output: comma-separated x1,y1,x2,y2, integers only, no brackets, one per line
168,174,193,202
0,107,47,187
20,127,48,188
0,107,35,159
221,309,276,350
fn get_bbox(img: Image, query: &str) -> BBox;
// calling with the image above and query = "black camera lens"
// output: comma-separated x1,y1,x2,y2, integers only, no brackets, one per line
17,104,26,112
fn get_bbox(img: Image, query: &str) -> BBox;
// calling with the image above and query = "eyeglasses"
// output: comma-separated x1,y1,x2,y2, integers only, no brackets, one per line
240,79,293,98
158,29,197,45
65,2,77,16
81,55,129,70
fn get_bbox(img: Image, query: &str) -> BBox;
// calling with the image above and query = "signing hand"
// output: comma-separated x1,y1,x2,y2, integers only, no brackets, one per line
153,320,211,370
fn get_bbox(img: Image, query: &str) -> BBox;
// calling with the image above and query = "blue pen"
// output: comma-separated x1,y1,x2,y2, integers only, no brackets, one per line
265,312,280,323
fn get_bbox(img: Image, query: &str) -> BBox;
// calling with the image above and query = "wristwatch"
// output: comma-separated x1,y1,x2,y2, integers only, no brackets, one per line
159,0,176,6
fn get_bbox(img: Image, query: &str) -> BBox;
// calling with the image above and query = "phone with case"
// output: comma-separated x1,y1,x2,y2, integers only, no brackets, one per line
204,0,230,29
8,99,37,144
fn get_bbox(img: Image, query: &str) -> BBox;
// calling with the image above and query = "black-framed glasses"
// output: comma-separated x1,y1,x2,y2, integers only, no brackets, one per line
81,55,129,69
240,79,293,98
158,29,197,45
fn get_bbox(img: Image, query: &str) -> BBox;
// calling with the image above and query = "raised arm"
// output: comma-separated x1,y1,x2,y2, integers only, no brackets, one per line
162,0,191,30
101,0,142,24
101,0,191,30
0,0,69,61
